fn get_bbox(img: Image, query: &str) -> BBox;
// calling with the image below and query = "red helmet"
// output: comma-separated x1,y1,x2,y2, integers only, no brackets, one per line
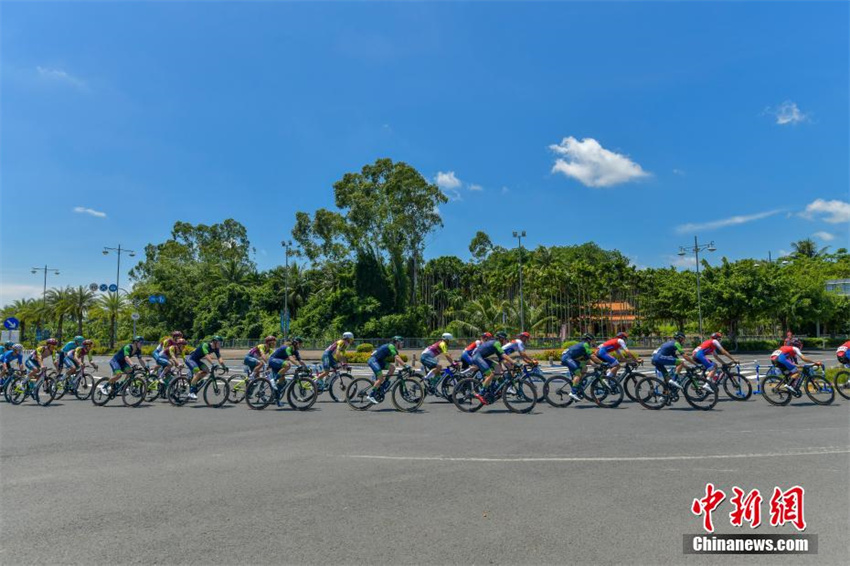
482,332,493,340
172,330,183,338
711,332,723,340
46,338,58,346
616,332,628,339
518,332,531,340
83,339,94,346
264,335,277,344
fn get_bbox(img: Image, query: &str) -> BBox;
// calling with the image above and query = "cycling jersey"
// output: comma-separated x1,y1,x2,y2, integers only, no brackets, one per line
475,339,504,359
599,338,627,354
502,339,525,356
270,345,301,362
771,345,801,360
371,344,398,364
422,340,448,357
113,344,140,363
61,340,79,354
160,337,176,351
656,340,684,358
836,341,850,358
189,342,221,362
463,340,481,353
72,346,93,362
2,350,22,365
324,340,349,360
694,338,721,356
28,345,54,361
248,343,272,358
564,342,594,361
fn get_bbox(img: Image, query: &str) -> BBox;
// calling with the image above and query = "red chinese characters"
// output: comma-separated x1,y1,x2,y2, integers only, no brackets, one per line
729,487,762,528
769,486,807,531
691,483,727,533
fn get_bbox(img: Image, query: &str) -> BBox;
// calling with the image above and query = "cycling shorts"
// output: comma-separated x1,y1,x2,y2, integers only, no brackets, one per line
420,352,439,370
772,354,796,374
560,354,581,375
268,358,287,374
460,351,474,369
472,353,495,375
367,356,387,377
596,349,619,367
109,358,131,375
153,352,171,367
63,356,81,370
186,358,210,375
25,357,41,371
243,355,261,370
693,350,714,371
321,352,338,371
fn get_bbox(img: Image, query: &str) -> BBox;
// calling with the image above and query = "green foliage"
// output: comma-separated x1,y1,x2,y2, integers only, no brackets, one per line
356,343,374,353
561,340,578,349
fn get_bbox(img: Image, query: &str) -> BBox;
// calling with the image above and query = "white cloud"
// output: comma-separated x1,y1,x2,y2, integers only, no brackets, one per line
765,101,809,125
549,137,649,188
665,254,696,268
468,184,483,192
0,283,44,307
801,199,850,224
435,171,462,190
73,206,107,218
813,231,835,242
675,209,781,234
37,66,87,90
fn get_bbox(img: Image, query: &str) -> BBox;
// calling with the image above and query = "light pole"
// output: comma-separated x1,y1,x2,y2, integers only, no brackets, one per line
31,265,60,339
103,244,136,344
512,230,526,332
281,240,293,341
677,236,716,338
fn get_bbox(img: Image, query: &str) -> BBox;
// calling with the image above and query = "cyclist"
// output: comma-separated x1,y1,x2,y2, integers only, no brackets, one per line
68,339,98,377
0,340,14,358
420,333,456,386
502,331,537,367
596,332,641,382
836,339,850,367
1,344,25,384
460,332,492,370
244,336,277,380
692,332,738,386
366,336,406,404
25,338,58,381
562,333,604,401
268,337,307,388
153,331,183,379
651,332,695,389
771,338,823,394
186,336,228,400
57,336,85,378
473,331,515,403
316,332,354,384
99,336,146,395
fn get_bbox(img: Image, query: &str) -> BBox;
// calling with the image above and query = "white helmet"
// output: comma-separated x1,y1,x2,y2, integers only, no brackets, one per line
441,333,454,341
342,332,354,340
13,344,23,351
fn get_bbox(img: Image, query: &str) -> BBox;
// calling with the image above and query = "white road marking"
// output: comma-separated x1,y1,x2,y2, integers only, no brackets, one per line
340,447,850,463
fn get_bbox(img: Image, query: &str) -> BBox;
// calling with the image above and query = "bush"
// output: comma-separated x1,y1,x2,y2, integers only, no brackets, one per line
345,351,408,364
561,340,578,350
826,367,848,384
533,349,563,362
356,343,374,353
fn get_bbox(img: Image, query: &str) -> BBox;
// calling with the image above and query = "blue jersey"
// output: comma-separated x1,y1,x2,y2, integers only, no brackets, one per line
475,340,505,359
61,341,79,354
565,342,594,361
371,343,398,363
270,345,301,361
112,344,140,364
2,350,22,365
189,342,221,362
657,340,684,358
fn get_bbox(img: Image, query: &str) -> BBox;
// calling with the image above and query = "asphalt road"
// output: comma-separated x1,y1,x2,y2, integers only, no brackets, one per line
1,358,848,565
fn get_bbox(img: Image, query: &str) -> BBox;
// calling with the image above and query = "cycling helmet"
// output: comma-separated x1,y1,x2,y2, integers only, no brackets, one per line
711,332,722,340
392,335,404,343
212,335,224,343
177,338,187,345
46,338,58,346
673,331,686,340
441,333,454,341
482,332,493,340
616,332,628,339
83,339,93,346
172,330,183,338
3,341,12,348
133,336,144,342
791,338,803,348
264,335,277,343
495,331,508,339
581,333,595,342
73,335,83,344
342,332,354,340
291,336,303,344
13,344,23,351
518,331,530,340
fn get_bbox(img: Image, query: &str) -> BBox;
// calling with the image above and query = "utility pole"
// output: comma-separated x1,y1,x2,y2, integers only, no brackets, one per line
31,265,60,339
103,245,136,345
512,231,526,332
281,240,293,341
677,236,716,338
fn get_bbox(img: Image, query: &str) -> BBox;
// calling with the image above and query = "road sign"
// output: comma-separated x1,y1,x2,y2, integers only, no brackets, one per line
109,284,118,293
131,312,140,321
89,283,99,292
158,295,166,304
149,295,157,304
99,284,108,292
3,317,20,330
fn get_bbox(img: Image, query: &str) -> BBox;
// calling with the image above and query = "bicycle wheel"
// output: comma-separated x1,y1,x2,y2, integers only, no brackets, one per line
144,377,162,402
35,377,56,406
834,370,850,400
502,377,537,414
287,377,318,410
203,376,230,407
345,377,376,411
634,377,668,410
760,375,791,406
590,376,623,408
391,377,425,412
91,378,113,406
74,372,95,400
227,375,248,403
722,372,752,401
543,375,574,408
166,377,191,406
804,375,834,405
622,372,641,402
451,377,484,413
439,373,459,401
122,376,148,407
524,368,547,402
328,372,349,403
6,376,28,405
245,378,274,410
683,377,717,410
51,375,69,400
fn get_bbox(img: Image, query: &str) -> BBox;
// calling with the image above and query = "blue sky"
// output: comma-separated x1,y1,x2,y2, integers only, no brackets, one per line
2,0,849,305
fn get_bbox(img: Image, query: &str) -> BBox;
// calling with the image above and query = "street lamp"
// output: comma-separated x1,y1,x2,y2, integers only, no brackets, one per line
677,236,716,338
103,244,136,345
31,265,60,338
512,230,526,332
281,240,293,341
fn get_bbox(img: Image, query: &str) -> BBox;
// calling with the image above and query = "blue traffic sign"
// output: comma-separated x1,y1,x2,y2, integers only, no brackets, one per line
99,284,108,292
108,284,118,293
149,295,157,304
3,317,20,330
158,295,166,304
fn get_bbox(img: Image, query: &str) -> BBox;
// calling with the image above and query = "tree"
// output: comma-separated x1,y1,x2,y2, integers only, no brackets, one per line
791,238,829,259
45,287,75,342
68,286,97,336
96,293,129,347
469,231,494,262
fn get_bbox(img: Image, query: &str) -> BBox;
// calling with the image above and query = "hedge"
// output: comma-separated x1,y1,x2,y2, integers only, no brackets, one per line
355,343,374,353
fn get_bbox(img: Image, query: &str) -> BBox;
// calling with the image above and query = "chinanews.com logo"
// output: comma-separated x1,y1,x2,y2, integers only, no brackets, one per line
683,483,818,555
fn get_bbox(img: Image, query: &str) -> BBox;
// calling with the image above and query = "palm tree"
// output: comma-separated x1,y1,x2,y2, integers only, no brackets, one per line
46,287,75,341
97,293,129,348
68,286,97,336
447,296,515,336
791,238,829,259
